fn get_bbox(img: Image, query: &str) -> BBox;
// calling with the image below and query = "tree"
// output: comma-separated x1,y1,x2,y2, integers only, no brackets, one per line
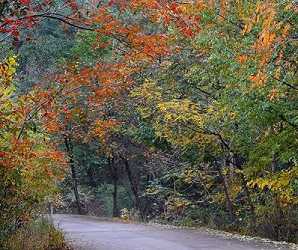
1,0,297,244
0,55,65,242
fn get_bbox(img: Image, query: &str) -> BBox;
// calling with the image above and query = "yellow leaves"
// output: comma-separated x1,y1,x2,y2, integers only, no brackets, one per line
248,167,298,206
0,56,17,86
131,79,162,118
165,196,191,215
157,99,202,124
0,55,66,196
160,60,173,69
132,79,162,99
181,168,198,184
241,21,253,35
93,119,120,143
132,79,217,147
274,66,281,80
154,99,212,146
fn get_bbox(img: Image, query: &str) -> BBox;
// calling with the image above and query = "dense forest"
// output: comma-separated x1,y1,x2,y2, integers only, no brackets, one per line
0,0,297,248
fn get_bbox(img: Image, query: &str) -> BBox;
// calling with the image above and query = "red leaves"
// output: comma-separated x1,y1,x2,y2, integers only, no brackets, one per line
0,0,53,42
181,27,195,38
66,0,79,11
169,2,179,13
19,0,31,5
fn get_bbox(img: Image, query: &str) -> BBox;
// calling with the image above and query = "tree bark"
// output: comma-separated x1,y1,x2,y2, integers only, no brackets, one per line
109,157,119,217
123,159,141,213
217,166,235,222
234,155,256,232
239,173,256,231
64,136,82,215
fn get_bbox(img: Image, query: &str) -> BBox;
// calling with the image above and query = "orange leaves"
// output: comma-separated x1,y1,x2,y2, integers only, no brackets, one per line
267,88,279,101
121,0,201,38
244,1,278,58
45,0,203,147
96,63,127,85
84,63,134,106
165,1,201,38
241,0,278,62
254,30,276,66
37,150,66,164
242,1,276,35
93,119,120,143
93,87,117,103
131,34,171,59
219,0,228,19
239,1,292,88
90,8,124,36
237,55,248,64
249,71,267,87
91,7,172,59
130,0,159,10
45,120,61,133
257,31,276,50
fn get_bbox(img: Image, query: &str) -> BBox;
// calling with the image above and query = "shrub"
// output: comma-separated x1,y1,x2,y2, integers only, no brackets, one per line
2,218,71,250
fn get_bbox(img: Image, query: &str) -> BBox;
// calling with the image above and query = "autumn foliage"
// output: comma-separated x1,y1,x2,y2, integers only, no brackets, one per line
0,0,297,245
0,56,66,240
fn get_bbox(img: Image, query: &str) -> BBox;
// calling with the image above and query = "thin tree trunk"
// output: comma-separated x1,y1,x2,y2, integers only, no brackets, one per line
123,159,142,215
70,158,82,214
64,136,82,215
84,150,97,188
109,157,119,217
112,174,118,217
239,173,256,231
217,167,235,222
233,154,256,232
271,154,281,240
216,143,236,223
86,167,97,188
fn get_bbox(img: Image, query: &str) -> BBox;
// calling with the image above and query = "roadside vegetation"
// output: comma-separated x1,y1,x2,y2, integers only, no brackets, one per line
2,218,71,250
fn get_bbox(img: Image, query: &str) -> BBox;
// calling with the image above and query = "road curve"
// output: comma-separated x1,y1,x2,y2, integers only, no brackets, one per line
53,214,293,250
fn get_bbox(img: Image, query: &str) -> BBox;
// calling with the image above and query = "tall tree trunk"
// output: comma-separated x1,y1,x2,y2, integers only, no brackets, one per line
86,167,97,188
271,153,281,240
84,150,97,188
112,174,118,217
216,142,236,223
217,166,235,222
123,159,142,216
234,155,256,232
109,157,119,217
239,173,256,231
64,136,82,215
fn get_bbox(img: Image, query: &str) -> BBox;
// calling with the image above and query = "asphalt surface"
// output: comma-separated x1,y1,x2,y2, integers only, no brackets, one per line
53,214,293,250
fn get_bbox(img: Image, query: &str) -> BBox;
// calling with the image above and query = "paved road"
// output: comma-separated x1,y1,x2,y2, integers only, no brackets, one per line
53,214,293,250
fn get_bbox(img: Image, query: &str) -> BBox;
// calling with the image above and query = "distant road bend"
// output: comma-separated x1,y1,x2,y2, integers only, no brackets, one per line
53,214,294,250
